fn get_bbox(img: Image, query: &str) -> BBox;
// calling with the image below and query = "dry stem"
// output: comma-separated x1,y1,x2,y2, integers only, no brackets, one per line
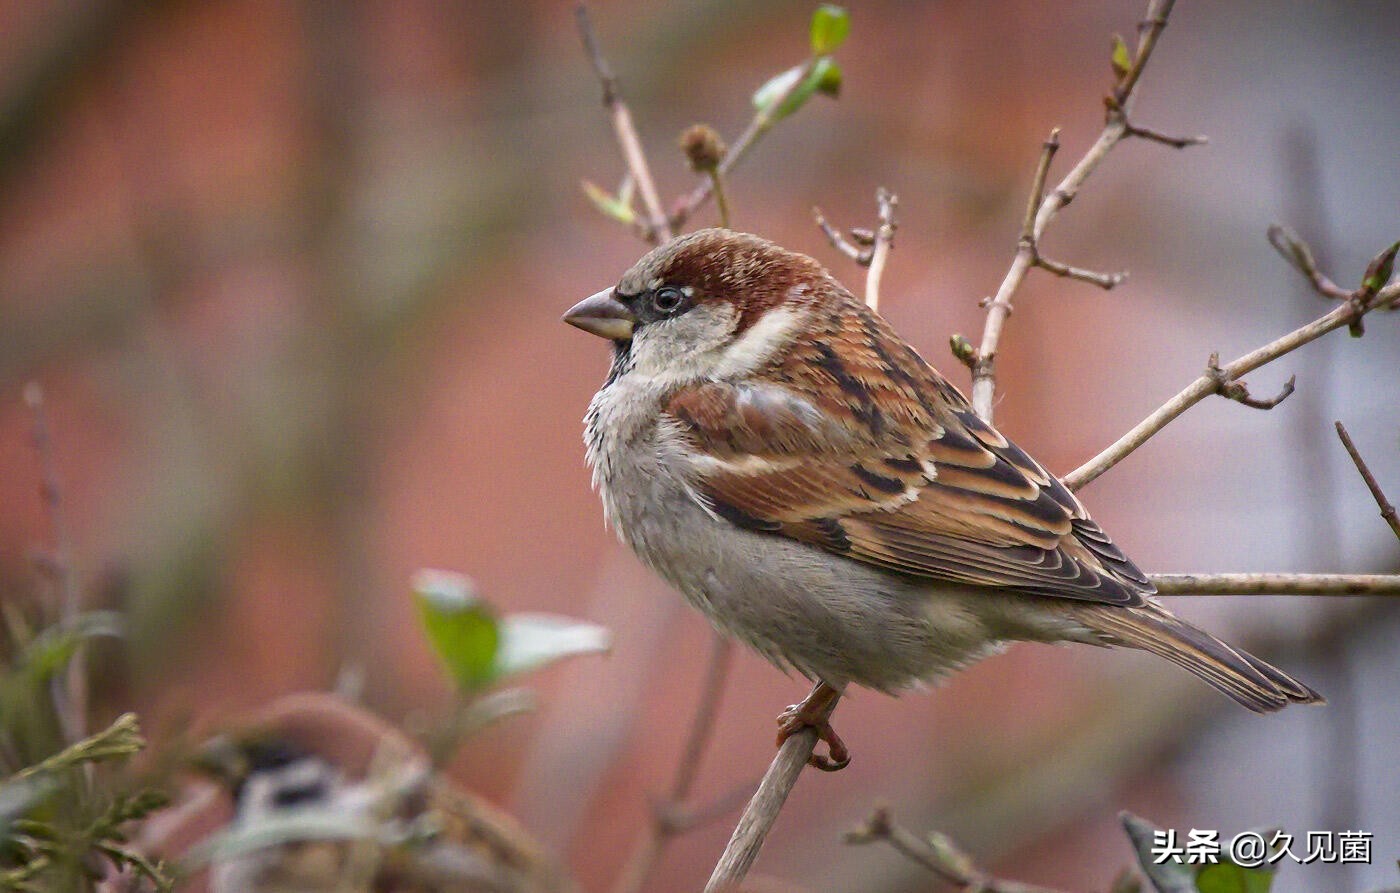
971,0,1193,423
845,806,1069,893
702,692,839,893
864,188,898,312
1334,421,1400,541
1150,574,1400,596
576,4,672,242
814,189,899,311
1064,277,1400,491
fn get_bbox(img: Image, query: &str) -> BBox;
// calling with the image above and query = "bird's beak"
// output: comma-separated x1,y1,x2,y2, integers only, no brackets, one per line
564,288,636,341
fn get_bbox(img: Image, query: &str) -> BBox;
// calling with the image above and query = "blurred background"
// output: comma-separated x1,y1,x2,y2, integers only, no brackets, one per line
1,0,1397,890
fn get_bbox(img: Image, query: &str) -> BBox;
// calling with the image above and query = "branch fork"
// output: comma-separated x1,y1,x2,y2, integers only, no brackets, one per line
1205,352,1296,411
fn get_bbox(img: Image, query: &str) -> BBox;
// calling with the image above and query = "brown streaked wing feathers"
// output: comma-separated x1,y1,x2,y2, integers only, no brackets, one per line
664,297,1153,608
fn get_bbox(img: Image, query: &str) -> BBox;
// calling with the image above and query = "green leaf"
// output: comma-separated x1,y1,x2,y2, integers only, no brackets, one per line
494,613,611,680
809,4,850,55
1360,239,1399,297
412,570,500,692
1196,862,1274,893
580,179,636,226
1111,34,1132,78
1120,812,1197,893
752,57,842,122
22,611,124,680
815,59,842,97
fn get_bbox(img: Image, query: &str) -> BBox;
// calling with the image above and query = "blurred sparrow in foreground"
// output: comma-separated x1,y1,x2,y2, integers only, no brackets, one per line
143,694,566,892
565,229,1322,770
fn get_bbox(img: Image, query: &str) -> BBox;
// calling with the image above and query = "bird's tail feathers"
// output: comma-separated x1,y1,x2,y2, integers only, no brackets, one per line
1070,604,1323,713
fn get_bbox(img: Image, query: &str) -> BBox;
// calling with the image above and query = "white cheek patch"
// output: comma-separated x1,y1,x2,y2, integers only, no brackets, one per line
712,305,808,379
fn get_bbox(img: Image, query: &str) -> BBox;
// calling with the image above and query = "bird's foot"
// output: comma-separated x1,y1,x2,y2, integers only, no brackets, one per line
775,683,849,772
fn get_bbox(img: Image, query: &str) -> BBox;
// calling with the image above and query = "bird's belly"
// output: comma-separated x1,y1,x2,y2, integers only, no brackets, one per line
597,442,1043,691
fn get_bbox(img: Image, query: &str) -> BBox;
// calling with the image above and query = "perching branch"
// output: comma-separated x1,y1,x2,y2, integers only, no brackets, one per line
971,0,1200,423
1333,422,1400,542
1063,256,1400,492
845,806,1070,893
575,4,672,243
702,692,839,893
1149,574,1400,596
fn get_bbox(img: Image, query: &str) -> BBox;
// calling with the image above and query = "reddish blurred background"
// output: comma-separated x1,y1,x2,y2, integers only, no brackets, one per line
1,1,1397,890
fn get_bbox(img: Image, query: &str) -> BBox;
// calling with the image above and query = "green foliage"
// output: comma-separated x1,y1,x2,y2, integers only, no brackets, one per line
1111,33,1133,78
413,569,611,694
750,4,849,123
809,4,850,55
0,604,171,892
1195,861,1274,893
1360,239,1399,298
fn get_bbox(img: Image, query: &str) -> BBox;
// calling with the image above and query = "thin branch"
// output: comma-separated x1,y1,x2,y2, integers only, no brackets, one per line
1033,254,1127,290
864,188,898,312
576,4,672,242
812,188,899,311
1149,573,1400,596
1020,128,1061,243
702,693,840,893
1333,422,1400,541
972,0,1192,422
1125,122,1208,148
672,57,821,230
845,806,1070,893
611,635,736,893
1063,276,1400,491
1267,224,1350,300
813,206,864,262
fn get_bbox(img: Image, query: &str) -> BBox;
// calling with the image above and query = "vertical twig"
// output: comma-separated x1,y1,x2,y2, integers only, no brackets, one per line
864,188,898,312
576,4,672,242
971,0,1185,422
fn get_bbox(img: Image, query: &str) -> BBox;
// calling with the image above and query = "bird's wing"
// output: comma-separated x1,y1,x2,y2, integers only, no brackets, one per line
663,301,1152,607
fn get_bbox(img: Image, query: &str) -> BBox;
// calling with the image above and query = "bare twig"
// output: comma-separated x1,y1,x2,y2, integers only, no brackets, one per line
1033,254,1127,290
702,692,839,893
845,806,1069,893
1333,422,1400,541
971,0,1196,422
1063,275,1400,491
611,635,736,893
1125,122,1208,148
813,206,864,262
812,189,899,311
1267,224,1350,300
1149,573,1400,596
864,188,898,312
576,4,672,242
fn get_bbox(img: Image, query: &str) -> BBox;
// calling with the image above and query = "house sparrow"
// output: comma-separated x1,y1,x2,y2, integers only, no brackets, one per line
565,229,1321,769
151,694,569,892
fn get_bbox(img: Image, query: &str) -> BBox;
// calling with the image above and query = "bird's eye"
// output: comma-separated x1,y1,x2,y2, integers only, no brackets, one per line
652,286,685,314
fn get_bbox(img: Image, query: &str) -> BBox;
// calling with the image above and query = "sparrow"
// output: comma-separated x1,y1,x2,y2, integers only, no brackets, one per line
145,694,569,892
565,228,1321,769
